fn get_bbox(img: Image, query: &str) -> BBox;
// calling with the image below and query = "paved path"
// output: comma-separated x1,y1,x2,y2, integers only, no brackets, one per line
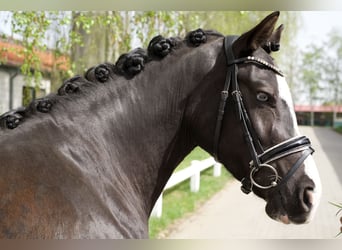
166,127,342,239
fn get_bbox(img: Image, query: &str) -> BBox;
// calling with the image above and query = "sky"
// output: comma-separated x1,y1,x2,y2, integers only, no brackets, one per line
296,11,342,50
291,12,342,105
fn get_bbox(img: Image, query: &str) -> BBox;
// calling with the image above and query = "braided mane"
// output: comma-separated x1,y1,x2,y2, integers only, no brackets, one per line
0,29,223,130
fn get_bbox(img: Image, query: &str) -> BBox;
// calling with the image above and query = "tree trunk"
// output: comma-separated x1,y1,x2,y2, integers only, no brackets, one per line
71,12,107,74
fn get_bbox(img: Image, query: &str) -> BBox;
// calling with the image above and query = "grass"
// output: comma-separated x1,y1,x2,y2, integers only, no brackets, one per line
148,147,232,238
175,147,211,171
334,126,342,134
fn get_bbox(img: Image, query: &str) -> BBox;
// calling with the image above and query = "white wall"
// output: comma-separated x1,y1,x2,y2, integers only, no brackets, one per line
0,70,10,114
0,68,52,114
12,74,25,110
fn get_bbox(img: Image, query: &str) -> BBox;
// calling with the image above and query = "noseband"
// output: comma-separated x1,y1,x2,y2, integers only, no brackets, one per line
213,36,314,194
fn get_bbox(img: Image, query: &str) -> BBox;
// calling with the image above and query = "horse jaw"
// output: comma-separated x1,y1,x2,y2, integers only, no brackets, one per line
303,154,322,223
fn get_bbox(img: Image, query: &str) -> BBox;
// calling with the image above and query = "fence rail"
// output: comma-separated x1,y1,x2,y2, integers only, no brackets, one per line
150,157,221,218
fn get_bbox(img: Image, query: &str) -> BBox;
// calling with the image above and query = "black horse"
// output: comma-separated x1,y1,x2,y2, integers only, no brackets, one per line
0,12,321,238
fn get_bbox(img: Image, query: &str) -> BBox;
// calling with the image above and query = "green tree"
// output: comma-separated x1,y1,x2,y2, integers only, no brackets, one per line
323,29,342,105
275,12,302,102
299,29,342,107
5,11,72,93
11,12,51,85
2,11,301,94
300,45,324,105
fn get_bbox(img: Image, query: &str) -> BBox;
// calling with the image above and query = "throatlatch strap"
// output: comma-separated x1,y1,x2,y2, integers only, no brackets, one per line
213,36,238,161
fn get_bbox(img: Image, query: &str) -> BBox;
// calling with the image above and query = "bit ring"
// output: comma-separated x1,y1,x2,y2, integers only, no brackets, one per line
250,164,279,189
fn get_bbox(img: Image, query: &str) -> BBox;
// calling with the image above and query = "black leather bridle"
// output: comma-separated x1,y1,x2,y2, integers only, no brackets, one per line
213,36,314,194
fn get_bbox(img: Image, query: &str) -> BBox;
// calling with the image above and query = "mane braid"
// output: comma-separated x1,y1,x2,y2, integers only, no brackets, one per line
0,29,224,130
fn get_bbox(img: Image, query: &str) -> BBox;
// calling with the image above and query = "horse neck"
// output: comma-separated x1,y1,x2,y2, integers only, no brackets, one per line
37,39,222,218
95,41,223,214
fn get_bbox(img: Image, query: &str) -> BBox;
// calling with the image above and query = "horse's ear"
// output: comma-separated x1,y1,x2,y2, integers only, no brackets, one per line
262,24,284,53
233,11,280,57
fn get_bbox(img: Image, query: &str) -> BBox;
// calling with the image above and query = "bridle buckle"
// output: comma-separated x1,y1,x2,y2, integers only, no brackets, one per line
221,90,229,98
231,90,241,97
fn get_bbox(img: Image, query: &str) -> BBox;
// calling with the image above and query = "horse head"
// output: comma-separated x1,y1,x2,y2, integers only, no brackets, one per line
191,11,322,225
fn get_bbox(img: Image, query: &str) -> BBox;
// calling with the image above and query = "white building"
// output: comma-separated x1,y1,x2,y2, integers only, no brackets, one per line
0,39,68,114
0,67,51,114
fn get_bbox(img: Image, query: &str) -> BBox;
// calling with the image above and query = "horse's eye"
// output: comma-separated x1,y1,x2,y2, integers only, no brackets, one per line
256,92,269,102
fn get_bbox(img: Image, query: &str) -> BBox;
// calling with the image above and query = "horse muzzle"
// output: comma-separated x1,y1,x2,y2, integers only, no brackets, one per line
265,177,319,225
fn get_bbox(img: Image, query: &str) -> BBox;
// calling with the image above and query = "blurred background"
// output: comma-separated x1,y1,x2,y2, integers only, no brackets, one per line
0,11,341,125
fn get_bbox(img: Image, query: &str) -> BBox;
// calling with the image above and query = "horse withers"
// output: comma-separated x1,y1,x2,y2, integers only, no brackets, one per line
0,11,321,238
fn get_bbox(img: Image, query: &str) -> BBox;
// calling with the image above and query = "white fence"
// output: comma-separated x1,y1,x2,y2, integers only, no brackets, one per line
150,157,222,218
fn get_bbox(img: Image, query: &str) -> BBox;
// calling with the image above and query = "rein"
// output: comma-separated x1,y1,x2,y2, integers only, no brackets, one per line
213,36,314,194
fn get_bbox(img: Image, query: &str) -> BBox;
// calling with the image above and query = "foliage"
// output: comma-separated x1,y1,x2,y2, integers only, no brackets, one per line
134,11,178,48
300,45,324,105
11,12,50,86
299,30,342,106
323,30,342,105
0,11,300,93
334,126,342,134
329,202,342,237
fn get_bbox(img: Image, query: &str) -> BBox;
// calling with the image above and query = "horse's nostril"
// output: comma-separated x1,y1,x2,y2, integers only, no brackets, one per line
302,187,314,212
